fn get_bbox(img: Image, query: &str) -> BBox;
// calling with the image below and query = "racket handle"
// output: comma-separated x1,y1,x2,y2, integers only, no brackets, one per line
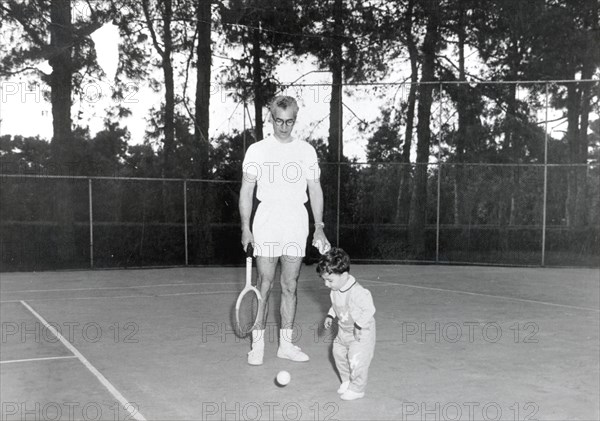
246,243,254,258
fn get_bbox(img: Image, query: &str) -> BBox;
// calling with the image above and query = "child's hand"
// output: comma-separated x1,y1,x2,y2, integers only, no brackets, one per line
354,327,363,342
324,317,333,329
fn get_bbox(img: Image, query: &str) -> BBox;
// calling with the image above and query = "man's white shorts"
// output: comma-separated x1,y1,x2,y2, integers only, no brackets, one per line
252,202,308,258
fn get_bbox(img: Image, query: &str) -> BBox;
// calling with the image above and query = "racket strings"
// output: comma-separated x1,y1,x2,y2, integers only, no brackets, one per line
237,291,260,336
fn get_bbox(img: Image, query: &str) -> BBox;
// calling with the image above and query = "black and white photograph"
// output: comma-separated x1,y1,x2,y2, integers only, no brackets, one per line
1,0,598,419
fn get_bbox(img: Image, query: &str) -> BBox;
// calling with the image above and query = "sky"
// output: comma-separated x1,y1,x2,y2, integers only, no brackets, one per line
0,22,384,162
0,22,584,164
0,67,386,163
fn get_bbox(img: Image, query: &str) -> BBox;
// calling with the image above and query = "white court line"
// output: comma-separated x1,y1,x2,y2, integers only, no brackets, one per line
0,290,238,303
0,281,318,303
19,301,147,421
362,278,600,312
3,282,242,294
5,282,597,313
0,285,362,304
3,279,316,294
1,355,78,364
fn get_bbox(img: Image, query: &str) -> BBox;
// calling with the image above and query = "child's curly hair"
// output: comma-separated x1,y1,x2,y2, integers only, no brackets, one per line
316,247,350,275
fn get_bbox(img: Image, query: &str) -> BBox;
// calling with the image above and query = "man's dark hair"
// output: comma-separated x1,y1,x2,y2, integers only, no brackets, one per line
270,95,299,115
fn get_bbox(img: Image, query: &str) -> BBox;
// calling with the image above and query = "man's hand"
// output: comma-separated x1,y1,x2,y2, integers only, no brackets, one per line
241,228,254,252
324,316,333,329
312,227,331,254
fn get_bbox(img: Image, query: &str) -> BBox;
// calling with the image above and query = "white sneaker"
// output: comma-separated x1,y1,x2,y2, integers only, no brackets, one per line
277,345,309,362
340,390,365,401
337,381,350,394
247,347,264,365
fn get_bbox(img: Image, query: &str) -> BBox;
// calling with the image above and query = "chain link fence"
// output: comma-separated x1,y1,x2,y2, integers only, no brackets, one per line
327,162,598,266
1,162,597,271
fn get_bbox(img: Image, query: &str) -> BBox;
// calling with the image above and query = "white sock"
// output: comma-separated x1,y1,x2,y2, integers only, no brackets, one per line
279,328,294,348
252,329,265,349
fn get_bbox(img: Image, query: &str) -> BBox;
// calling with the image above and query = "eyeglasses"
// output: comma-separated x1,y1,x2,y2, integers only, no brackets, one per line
272,113,295,127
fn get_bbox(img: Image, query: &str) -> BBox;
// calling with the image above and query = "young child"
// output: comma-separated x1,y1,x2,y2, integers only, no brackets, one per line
317,247,376,401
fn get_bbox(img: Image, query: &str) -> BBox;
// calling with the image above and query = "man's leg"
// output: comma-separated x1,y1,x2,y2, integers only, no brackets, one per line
255,256,279,328
279,254,303,328
247,256,278,365
277,255,309,361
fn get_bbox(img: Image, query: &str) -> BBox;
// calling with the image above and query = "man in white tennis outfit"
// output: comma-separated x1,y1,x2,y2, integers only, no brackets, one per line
239,95,330,365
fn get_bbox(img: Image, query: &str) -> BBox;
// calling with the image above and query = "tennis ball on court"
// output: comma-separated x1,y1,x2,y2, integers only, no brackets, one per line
276,370,291,386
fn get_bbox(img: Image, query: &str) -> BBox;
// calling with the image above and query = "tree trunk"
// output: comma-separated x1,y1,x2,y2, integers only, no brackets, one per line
396,75,416,225
576,86,590,227
408,3,439,257
328,0,344,163
192,0,214,262
573,0,598,226
195,0,211,179
252,28,264,141
162,0,175,178
50,0,74,163
395,0,417,225
49,0,75,264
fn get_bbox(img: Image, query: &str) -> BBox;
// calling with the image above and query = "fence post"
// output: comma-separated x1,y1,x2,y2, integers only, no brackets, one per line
184,179,188,266
88,178,94,268
541,83,549,266
336,82,342,247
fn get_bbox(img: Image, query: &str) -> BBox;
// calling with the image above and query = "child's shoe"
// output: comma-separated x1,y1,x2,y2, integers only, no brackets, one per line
337,381,350,394
340,390,365,401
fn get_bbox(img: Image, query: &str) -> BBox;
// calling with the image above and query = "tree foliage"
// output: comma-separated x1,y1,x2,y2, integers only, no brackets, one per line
1,0,598,266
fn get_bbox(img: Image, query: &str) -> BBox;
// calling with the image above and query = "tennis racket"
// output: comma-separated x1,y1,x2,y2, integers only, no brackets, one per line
234,244,262,337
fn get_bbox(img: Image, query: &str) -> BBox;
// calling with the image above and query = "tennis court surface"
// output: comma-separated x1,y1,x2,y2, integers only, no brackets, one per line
1,264,598,420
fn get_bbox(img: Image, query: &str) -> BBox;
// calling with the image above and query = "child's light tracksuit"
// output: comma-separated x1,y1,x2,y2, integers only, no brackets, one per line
327,275,376,394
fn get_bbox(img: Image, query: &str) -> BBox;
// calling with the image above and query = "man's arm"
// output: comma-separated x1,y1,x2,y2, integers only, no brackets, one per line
307,178,330,250
239,172,256,249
